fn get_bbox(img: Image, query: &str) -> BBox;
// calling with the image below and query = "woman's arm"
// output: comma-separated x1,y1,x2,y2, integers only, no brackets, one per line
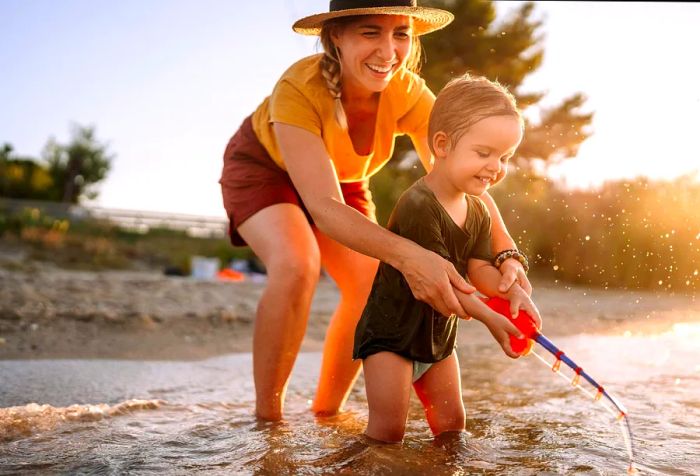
274,123,475,318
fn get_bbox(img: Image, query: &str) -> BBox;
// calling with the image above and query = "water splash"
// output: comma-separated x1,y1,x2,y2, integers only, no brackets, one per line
530,349,636,473
0,399,163,442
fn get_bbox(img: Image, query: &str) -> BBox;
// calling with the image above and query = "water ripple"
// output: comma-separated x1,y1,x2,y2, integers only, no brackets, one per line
0,327,698,475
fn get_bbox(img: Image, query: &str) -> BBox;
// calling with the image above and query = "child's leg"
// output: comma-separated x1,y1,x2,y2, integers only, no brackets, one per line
413,350,466,436
362,351,413,443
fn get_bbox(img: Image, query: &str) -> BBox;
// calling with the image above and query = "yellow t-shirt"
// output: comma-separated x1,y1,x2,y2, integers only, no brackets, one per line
251,54,434,182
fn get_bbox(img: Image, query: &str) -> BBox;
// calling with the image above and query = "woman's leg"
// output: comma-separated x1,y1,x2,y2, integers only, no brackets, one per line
362,352,413,442
413,351,466,436
237,203,321,421
311,228,379,415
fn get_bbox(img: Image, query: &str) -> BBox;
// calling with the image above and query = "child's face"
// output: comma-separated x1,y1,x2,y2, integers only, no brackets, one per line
436,115,522,196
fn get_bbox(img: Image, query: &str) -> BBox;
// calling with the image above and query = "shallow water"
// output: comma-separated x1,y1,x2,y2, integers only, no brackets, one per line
1,323,699,475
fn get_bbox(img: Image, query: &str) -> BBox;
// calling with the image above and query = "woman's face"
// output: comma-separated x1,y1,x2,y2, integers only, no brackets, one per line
331,15,413,97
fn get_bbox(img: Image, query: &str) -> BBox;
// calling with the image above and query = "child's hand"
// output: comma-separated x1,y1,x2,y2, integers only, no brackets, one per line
505,284,542,330
482,312,525,359
497,257,532,296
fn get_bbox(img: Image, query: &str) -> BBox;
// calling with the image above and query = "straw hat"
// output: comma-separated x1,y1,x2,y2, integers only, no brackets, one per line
292,0,454,37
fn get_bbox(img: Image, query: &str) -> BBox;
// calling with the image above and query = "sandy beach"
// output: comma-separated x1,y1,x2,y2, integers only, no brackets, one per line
1,265,697,361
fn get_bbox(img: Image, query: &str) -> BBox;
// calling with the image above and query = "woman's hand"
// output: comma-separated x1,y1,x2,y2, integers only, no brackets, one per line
400,245,476,318
497,257,532,296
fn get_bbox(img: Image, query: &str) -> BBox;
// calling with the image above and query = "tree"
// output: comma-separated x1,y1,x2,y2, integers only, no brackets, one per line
0,143,56,200
0,144,10,194
0,143,11,161
421,0,593,170
42,124,113,203
369,1,594,224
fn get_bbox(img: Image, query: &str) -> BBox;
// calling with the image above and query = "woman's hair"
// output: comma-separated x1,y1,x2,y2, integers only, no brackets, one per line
319,15,423,130
428,74,522,155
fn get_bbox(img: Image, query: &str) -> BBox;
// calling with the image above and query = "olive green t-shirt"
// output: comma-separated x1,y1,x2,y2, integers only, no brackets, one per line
353,177,493,363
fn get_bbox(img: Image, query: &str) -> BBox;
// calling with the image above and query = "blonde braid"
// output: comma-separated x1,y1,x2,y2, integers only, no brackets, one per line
320,52,348,130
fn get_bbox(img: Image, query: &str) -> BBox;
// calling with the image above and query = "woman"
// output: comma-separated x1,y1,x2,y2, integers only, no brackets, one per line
219,0,531,421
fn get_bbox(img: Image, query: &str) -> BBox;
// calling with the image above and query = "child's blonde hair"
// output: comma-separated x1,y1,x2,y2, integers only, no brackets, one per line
428,74,522,155
320,15,423,130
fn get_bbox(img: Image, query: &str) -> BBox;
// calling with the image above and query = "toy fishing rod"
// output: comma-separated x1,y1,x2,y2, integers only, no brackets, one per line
483,297,637,473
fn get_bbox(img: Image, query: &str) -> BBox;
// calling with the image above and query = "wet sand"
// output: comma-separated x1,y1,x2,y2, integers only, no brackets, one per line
1,266,697,361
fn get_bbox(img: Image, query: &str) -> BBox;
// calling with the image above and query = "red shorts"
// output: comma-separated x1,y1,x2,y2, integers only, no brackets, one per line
219,116,376,246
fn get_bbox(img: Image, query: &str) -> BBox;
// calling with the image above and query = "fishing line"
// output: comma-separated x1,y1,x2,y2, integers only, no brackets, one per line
484,297,638,474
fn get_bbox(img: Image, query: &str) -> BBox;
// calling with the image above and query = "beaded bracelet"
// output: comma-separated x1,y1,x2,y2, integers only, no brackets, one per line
494,249,529,273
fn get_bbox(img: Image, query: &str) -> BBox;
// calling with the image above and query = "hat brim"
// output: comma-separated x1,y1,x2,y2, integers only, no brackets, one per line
292,7,454,36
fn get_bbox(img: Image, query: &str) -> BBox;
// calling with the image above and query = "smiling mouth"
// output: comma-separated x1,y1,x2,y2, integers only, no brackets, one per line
365,63,395,74
476,176,495,185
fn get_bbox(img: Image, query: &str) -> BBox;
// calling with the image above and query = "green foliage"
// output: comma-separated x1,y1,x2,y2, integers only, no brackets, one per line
490,174,700,292
1,124,112,204
43,124,113,203
0,204,69,237
0,144,58,200
4,177,698,291
421,0,543,96
369,140,424,226
0,206,251,272
516,93,593,170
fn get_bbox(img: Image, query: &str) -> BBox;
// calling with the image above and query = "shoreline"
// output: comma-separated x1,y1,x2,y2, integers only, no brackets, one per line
1,267,697,361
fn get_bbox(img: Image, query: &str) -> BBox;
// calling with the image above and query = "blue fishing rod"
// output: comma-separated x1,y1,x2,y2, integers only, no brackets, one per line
483,297,637,473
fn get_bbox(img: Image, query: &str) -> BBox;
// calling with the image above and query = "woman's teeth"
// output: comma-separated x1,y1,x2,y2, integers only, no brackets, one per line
366,64,393,74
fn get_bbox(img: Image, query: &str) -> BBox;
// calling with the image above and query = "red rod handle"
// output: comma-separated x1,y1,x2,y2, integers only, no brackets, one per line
482,296,538,355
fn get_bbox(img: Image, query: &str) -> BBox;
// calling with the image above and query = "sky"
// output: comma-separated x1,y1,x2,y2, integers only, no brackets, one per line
2,1,700,218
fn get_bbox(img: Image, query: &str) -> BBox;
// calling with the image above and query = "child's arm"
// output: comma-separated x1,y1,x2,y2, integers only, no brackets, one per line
479,192,532,295
453,289,523,359
467,258,543,329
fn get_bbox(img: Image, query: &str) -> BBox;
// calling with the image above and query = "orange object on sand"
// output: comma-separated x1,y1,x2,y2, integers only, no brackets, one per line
217,268,245,282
